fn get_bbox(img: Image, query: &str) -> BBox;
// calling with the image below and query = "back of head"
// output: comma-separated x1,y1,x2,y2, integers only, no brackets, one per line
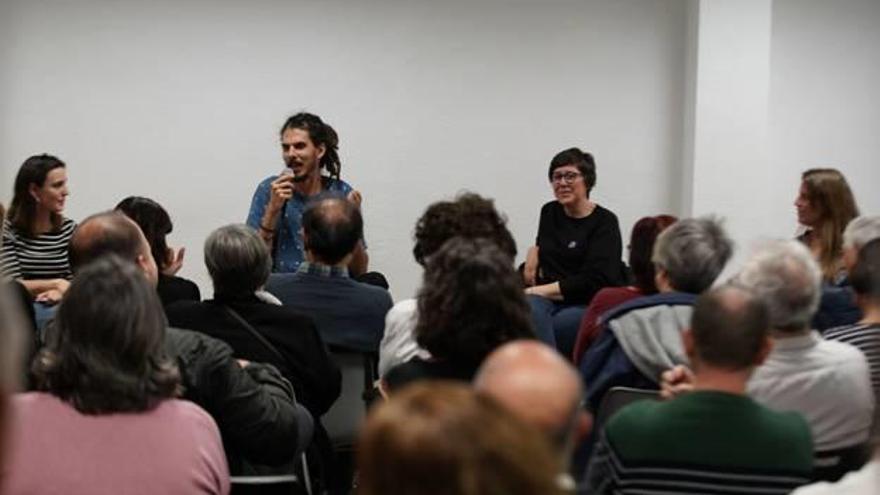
115,196,173,271
69,211,148,272
204,224,271,298
801,168,859,279
33,255,179,414
412,192,516,266
843,216,880,251
850,239,880,301
8,154,66,234
629,215,678,294
416,237,534,367
652,216,733,293
357,381,563,495
475,341,584,451
302,197,363,265
548,147,596,192
690,286,770,371
734,240,821,332
280,112,341,179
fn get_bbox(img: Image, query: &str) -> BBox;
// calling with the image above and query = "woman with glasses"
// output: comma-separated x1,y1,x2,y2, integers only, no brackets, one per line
523,147,625,357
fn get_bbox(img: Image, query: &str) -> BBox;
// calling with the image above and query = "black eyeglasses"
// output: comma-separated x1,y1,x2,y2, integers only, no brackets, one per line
550,172,583,184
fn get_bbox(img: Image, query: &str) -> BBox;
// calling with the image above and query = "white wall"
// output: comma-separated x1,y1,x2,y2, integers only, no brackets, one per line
768,0,880,237
0,0,687,299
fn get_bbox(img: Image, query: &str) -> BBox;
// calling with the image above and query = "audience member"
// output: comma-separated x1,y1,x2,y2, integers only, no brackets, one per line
824,238,880,404
357,382,565,495
247,112,369,275
586,286,813,495
579,216,733,410
814,215,880,330
572,214,677,363
383,237,534,392
738,240,873,458
524,147,625,356
267,198,392,352
116,196,200,307
378,192,517,376
0,254,28,471
664,240,874,479
67,212,312,473
1,154,74,304
475,341,591,490
166,224,341,417
3,256,229,494
795,168,859,283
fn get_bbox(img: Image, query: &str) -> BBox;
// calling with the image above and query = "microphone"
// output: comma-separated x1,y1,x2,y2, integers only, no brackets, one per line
282,166,310,183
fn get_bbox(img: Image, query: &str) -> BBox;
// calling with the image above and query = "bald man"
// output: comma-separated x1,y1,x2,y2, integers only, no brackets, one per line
475,341,591,471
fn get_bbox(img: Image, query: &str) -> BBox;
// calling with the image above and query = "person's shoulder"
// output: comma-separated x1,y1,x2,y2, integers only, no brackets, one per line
604,398,667,440
540,201,560,214
823,323,868,340
325,177,353,193
160,399,220,428
816,336,868,361
592,204,619,223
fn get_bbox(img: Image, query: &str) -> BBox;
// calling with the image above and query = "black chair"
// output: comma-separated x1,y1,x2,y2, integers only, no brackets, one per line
320,346,378,450
593,386,660,434
812,443,871,482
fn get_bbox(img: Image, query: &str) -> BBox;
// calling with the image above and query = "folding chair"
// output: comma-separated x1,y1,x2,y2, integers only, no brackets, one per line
593,386,660,434
320,346,378,450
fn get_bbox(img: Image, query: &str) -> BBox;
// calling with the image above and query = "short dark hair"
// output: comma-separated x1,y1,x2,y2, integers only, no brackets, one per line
690,286,769,371
851,238,880,300
33,255,180,413
115,196,173,271
548,148,596,192
629,215,678,294
280,112,342,180
205,224,271,297
302,198,363,265
69,212,146,272
8,154,66,235
416,237,535,368
412,192,517,267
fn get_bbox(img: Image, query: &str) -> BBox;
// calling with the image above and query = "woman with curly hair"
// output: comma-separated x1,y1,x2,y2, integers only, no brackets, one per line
2,256,228,494
384,237,535,392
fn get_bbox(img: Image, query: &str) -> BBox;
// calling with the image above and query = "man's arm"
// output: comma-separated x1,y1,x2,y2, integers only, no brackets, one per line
166,327,313,466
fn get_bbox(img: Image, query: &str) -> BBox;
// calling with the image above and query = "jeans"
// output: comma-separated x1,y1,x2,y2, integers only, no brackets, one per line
527,295,585,359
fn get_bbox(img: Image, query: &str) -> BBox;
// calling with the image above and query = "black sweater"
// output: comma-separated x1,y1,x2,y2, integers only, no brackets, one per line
536,201,624,304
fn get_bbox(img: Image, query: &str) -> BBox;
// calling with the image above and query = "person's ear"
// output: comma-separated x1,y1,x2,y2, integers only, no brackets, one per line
316,143,326,160
576,411,593,442
682,328,696,360
755,336,774,366
29,183,41,203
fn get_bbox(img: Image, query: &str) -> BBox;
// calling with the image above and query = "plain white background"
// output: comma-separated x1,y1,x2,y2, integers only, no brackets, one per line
1,0,878,299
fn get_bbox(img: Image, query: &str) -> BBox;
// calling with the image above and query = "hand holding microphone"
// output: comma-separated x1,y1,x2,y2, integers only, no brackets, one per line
267,168,296,215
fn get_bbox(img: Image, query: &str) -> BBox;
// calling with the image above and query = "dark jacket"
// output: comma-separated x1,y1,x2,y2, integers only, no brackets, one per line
166,295,341,416
165,327,313,473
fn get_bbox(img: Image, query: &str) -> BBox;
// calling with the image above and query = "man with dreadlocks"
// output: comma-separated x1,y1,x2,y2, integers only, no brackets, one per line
247,112,368,275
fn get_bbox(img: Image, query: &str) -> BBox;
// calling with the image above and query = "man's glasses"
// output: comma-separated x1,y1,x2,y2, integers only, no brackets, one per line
550,172,583,184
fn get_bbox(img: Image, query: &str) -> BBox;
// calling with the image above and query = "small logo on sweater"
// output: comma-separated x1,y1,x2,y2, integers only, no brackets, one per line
568,241,577,249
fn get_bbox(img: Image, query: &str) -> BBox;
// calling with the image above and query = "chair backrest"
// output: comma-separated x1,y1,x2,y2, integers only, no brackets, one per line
812,442,871,482
321,346,378,450
594,386,660,433
230,474,306,495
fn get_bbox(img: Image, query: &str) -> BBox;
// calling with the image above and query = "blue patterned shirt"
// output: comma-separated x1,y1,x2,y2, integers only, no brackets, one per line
246,175,353,273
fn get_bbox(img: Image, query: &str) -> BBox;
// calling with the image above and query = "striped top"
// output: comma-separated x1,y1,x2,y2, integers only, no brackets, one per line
824,322,880,401
584,391,813,494
0,218,76,280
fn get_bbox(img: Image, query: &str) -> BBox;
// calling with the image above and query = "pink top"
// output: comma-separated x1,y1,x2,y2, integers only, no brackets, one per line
2,392,230,495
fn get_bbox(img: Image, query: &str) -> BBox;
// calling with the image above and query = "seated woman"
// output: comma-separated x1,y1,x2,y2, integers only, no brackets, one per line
794,168,861,329
524,148,625,357
795,168,860,284
358,382,564,495
1,154,75,305
165,224,340,417
116,196,201,307
3,256,228,494
384,237,534,392
572,214,678,364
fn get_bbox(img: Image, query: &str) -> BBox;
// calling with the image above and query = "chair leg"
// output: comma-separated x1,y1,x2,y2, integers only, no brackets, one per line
300,453,313,495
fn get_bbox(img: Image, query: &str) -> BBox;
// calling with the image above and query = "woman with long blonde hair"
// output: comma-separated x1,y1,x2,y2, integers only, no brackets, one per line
795,168,860,283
